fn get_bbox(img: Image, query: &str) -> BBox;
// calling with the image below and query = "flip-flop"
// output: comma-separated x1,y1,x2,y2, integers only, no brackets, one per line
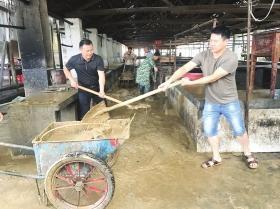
243,155,259,169
201,158,222,169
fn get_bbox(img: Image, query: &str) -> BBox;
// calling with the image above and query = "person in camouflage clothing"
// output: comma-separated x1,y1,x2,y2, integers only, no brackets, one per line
136,55,158,94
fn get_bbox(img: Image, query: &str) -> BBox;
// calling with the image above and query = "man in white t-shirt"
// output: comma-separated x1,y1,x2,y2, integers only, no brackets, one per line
123,47,137,72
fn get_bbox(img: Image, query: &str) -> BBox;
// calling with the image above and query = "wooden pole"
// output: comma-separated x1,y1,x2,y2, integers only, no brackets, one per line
56,21,63,69
0,41,7,88
77,85,132,108
245,0,252,129
174,38,177,71
91,80,183,117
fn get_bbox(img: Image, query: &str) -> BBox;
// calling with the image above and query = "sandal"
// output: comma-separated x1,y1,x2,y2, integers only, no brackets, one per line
243,155,259,169
201,158,222,169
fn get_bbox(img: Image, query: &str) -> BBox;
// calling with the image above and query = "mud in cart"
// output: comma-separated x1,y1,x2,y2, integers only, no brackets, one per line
0,117,132,209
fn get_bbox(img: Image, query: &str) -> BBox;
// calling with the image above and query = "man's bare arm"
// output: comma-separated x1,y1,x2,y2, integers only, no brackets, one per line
97,70,106,97
181,67,229,86
63,67,78,88
158,61,197,90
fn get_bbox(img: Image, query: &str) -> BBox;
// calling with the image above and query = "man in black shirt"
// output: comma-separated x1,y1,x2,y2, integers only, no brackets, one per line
63,39,106,120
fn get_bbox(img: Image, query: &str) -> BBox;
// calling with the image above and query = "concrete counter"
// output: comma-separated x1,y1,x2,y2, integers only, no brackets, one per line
17,90,77,112
105,64,123,91
168,86,280,152
7,90,77,151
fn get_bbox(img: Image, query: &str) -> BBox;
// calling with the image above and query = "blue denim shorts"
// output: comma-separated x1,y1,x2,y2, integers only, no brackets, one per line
202,100,246,137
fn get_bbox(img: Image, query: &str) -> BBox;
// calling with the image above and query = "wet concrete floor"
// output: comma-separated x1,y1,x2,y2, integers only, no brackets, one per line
0,88,279,209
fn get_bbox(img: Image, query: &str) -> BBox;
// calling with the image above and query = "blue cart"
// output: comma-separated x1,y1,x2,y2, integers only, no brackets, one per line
0,118,132,209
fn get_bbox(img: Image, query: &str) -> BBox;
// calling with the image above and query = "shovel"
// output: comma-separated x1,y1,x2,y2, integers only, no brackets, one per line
90,80,183,119
78,85,132,108
78,85,136,122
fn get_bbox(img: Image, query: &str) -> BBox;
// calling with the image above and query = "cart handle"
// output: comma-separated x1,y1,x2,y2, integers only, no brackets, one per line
0,170,43,179
0,142,34,151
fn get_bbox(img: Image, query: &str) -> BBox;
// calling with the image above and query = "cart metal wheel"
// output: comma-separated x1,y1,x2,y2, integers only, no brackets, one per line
44,152,115,209
106,149,120,167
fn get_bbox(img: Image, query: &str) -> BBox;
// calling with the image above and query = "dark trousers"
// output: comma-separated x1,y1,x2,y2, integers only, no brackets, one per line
124,65,134,72
78,89,103,120
138,84,150,94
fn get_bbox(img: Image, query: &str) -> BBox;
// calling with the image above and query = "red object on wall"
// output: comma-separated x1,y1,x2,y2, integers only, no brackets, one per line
16,74,24,85
154,40,162,47
183,73,203,80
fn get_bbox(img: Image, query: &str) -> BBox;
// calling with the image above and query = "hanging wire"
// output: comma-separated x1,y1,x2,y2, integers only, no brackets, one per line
249,0,275,22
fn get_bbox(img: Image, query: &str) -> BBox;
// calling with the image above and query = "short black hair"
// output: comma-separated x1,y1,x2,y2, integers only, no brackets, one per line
128,47,132,50
211,25,230,39
79,39,93,48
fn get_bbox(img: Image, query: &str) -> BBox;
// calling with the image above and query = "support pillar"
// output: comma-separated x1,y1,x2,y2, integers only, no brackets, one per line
15,0,52,96
87,28,99,55
112,41,116,63
39,0,54,69
62,18,83,65
114,42,122,63
107,37,113,66
101,34,108,68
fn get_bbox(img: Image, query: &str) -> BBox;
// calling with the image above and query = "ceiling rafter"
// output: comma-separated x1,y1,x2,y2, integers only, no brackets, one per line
47,0,280,45
65,4,280,17
84,16,278,28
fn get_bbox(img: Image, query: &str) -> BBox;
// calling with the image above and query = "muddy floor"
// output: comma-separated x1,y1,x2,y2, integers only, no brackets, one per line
0,89,279,209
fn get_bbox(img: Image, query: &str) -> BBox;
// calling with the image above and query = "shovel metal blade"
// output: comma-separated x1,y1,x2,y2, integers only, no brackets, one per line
81,101,110,122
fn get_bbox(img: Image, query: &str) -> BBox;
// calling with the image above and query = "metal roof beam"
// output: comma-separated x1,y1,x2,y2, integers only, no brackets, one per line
65,4,280,17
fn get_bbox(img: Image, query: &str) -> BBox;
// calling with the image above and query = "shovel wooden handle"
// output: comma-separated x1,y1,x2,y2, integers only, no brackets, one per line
78,85,132,108
93,80,183,117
